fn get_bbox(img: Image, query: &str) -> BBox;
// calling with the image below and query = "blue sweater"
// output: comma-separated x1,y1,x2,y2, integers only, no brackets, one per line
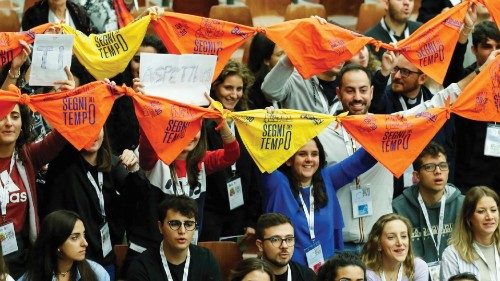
262,148,377,265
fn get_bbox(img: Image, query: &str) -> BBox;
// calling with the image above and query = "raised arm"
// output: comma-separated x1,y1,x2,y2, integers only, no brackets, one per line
261,55,296,103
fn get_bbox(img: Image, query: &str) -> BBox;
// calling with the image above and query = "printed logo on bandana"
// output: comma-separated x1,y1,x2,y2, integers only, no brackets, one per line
0,34,13,65
193,18,224,56
491,62,500,112
443,17,462,30
359,115,377,133
328,39,348,55
381,115,413,153
142,101,163,117
260,112,293,150
300,113,323,125
231,26,250,40
62,96,96,125
94,31,129,59
162,105,194,144
415,111,438,123
174,22,189,38
417,38,445,67
472,91,488,113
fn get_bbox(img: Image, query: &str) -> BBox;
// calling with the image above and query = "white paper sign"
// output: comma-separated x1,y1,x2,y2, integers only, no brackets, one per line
139,53,217,106
29,34,74,86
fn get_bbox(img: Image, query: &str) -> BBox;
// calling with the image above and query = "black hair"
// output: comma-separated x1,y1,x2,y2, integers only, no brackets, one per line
229,258,275,281
317,252,366,281
158,195,198,224
24,210,97,281
412,141,447,170
255,213,293,240
472,20,500,47
337,64,372,89
448,273,479,281
280,137,328,209
247,33,276,74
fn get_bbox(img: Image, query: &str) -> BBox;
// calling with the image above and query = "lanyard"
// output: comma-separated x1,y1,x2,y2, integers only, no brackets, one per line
160,241,190,281
86,171,105,218
228,122,237,174
286,264,291,281
341,126,357,157
381,264,403,281
298,187,315,240
379,18,410,43
473,242,500,281
417,191,446,260
398,92,424,111
0,153,17,218
169,167,188,196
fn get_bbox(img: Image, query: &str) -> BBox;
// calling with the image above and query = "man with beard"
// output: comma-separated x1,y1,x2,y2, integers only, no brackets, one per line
365,0,422,59
255,213,316,281
369,54,456,197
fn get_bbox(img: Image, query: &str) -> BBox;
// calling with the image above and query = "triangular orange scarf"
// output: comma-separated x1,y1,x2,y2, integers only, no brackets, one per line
338,109,449,177
0,87,23,119
479,0,500,30
0,23,53,67
150,12,257,79
384,1,469,84
131,93,221,164
29,82,119,150
265,18,373,79
451,55,500,122
113,0,134,28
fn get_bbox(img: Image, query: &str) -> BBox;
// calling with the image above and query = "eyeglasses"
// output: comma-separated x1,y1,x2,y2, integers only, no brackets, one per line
419,162,449,172
262,236,295,247
391,66,422,78
167,220,197,231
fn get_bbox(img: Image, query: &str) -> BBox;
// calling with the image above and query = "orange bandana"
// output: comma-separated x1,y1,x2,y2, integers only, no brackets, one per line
380,1,469,84
150,12,257,79
451,55,500,122
0,23,53,67
479,0,500,30
338,109,450,177
113,0,134,28
131,92,221,164
265,18,373,79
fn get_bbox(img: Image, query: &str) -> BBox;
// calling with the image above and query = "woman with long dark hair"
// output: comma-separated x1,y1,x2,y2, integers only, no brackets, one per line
19,210,109,281
229,258,275,281
262,136,377,268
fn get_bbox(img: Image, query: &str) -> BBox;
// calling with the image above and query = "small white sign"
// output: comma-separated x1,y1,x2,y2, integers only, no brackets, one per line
139,53,217,106
29,34,74,87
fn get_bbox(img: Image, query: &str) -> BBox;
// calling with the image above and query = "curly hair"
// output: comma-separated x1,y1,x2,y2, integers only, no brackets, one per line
210,60,255,111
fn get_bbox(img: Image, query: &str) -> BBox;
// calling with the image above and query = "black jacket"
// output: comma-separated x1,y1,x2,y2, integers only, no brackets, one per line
42,145,141,265
22,0,95,35
127,244,222,281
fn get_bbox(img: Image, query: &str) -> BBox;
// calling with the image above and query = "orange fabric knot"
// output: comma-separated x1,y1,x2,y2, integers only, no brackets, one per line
19,94,31,105
123,85,136,97
256,26,266,34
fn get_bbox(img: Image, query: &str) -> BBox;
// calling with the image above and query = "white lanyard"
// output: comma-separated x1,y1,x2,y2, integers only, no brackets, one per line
160,241,190,281
381,264,403,281
86,171,105,218
398,94,424,111
298,187,315,240
0,153,17,217
473,242,500,281
169,168,188,196
286,264,291,281
228,122,237,174
380,18,410,43
417,192,446,260
341,126,357,157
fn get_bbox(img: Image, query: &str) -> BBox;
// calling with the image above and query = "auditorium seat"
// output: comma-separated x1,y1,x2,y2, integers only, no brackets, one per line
172,0,219,17
355,2,386,33
284,2,326,21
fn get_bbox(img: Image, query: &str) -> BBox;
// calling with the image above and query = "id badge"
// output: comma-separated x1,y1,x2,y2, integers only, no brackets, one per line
0,171,20,192
484,124,500,157
227,177,244,210
0,222,18,256
427,261,440,281
191,229,199,245
100,223,112,257
305,240,324,272
351,186,373,218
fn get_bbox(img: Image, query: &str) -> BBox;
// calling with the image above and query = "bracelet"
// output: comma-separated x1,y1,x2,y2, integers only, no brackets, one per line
7,69,20,79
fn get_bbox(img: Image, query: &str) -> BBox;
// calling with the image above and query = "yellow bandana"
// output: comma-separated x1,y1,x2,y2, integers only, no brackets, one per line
230,109,335,173
61,15,151,80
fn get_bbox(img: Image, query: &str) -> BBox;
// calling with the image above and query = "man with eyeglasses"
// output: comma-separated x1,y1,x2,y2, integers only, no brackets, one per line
127,196,222,281
255,213,316,281
393,142,464,280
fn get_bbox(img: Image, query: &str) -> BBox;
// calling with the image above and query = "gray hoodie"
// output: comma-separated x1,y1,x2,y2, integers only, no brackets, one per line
392,184,464,263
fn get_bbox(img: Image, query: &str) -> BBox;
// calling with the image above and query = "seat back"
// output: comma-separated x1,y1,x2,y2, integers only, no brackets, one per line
246,0,291,17
209,4,253,26
0,8,20,32
355,2,386,33
284,2,326,21
321,0,363,17
172,0,219,17
198,241,243,280
114,244,129,280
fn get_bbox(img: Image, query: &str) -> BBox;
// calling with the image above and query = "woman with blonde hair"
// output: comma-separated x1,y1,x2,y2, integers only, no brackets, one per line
362,213,429,281
441,186,500,280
